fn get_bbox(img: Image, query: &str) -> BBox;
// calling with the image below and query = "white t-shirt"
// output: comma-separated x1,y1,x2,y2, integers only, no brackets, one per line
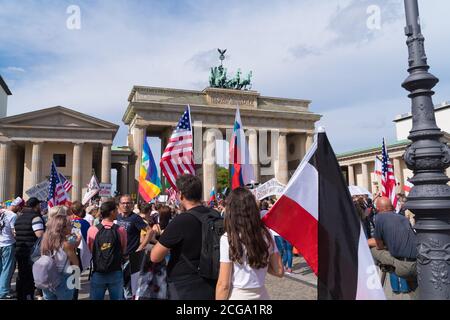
220,233,277,289
0,210,17,247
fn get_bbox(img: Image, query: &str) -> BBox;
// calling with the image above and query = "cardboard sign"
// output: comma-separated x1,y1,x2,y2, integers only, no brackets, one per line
25,180,50,201
99,183,112,197
157,195,168,203
252,178,286,200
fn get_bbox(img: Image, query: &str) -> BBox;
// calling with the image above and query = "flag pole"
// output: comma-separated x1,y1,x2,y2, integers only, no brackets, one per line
187,104,196,180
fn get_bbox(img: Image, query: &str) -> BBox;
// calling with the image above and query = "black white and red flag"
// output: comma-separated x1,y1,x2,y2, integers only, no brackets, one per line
263,129,385,300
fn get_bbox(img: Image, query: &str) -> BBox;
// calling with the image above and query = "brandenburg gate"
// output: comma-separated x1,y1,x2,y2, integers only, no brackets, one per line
119,85,321,200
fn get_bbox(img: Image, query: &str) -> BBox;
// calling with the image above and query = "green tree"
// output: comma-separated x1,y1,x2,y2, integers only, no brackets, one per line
217,166,230,193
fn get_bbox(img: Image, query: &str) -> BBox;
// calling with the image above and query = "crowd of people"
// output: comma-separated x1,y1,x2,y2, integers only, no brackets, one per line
352,192,418,295
1,175,419,301
0,174,295,301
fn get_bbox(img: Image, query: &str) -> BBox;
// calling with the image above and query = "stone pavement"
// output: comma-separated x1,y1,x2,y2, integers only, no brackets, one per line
266,256,416,300
8,255,417,300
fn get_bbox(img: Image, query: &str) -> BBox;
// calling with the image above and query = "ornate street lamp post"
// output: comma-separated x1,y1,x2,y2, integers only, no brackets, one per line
402,0,450,299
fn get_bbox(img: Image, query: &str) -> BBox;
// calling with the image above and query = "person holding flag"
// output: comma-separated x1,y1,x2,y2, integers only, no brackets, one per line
229,108,255,190
139,137,161,203
82,173,100,206
262,128,386,300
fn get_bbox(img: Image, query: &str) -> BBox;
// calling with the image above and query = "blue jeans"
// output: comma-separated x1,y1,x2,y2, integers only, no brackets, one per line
274,236,293,269
0,244,16,298
90,271,124,300
43,272,75,300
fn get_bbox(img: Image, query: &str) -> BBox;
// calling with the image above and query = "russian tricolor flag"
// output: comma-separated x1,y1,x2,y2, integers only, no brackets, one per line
208,187,216,206
263,129,385,300
229,108,255,190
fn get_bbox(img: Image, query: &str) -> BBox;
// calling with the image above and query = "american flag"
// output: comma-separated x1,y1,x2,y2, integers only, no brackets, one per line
167,187,177,202
160,106,195,190
48,161,69,208
59,173,73,193
381,138,399,211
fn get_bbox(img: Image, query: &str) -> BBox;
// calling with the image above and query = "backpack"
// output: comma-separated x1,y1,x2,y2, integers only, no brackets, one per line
30,237,43,264
32,253,64,292
92,224,122,273
135,246,168,300
183,208,224,280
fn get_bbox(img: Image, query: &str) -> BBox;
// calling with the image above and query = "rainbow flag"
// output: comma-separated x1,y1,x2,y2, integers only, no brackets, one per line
139,138,161,203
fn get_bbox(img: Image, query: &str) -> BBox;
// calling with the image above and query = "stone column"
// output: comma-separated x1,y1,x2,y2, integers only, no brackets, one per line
31,142,43,187
348,165,355,186
275,132,289,185
120,164,128,195
203,129,216,201
393,157,404,192
305,133,314,153
101,143,112,184
362,162,370,190
72,143,83,201
248,129,260,182
0,142,11,201
133,126,145,182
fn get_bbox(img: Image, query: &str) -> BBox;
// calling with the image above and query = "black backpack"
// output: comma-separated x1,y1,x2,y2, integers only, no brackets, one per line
92,224,122,273
184,207,224,280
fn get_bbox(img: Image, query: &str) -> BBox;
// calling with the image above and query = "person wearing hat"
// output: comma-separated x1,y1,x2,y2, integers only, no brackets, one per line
0,197,24,299
14,197,45,300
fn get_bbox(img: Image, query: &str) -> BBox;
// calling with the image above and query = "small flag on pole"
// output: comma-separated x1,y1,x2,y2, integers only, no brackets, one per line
59,172,73,194
48,161,69,208
381,138,400,211
208,187,216,206
404,178,414,193
82,173,100,205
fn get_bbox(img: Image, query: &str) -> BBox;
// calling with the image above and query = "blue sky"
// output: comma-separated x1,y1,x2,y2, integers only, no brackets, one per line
1,0,450,158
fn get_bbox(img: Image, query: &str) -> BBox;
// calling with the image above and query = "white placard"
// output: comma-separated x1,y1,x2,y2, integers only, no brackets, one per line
25,180,50,201
99,183,112,197
157,195,168,203
252,178,286,200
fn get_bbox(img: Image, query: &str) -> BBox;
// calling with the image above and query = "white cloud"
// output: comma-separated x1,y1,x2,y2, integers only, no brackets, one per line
1,0,449,154
4,66,26,73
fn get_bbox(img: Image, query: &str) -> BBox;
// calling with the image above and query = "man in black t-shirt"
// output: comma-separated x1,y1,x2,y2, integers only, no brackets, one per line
116,195,153,299
151,175,217,300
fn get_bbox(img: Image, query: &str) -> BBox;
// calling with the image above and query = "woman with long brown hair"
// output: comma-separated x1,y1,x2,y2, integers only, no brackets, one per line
216,188,284,300
40,214,80,300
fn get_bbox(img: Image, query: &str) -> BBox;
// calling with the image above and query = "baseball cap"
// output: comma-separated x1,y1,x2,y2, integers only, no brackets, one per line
11,197,25,207
26,197,43,208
